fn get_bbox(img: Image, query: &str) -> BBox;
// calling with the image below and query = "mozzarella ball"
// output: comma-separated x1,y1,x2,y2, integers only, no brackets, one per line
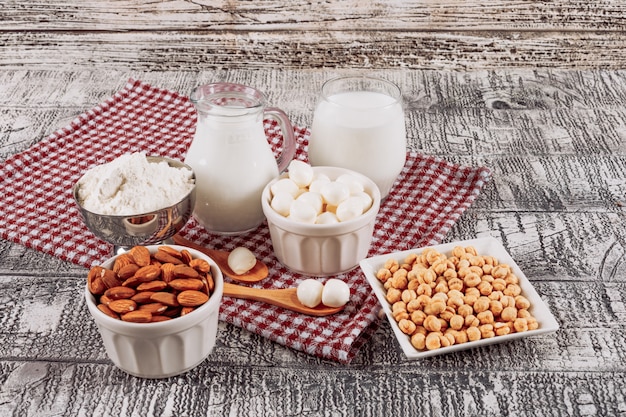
322,279,351,308
271,178,300,197
320,181,350,206
308,177,331,194
297,279,324,308
336,196,365,222
352,191,373,212
288,160,315,187
227,247,257,275
289,199,317,223
271,191,294,217
315,211,339,224
336,174,364,194
296,191,324,214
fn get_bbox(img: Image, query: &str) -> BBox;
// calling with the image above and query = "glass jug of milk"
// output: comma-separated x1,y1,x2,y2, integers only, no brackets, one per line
308,76,406,199
184,83,296,234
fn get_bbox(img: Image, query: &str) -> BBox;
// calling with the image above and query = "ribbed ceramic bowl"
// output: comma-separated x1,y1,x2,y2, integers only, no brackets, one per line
84,245,223,378
261,166,381,276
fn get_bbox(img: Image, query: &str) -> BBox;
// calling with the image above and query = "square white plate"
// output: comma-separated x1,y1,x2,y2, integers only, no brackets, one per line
359,237,560,359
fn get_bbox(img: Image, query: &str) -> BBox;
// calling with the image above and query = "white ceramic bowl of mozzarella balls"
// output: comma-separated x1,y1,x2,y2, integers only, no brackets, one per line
261,161,381,276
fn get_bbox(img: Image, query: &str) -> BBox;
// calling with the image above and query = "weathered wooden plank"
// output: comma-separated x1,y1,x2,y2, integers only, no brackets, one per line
2,31,626,70
1,360,625,417
1,0,626,31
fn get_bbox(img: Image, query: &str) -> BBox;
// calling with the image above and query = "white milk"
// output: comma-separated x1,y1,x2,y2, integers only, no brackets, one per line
308,90,406,198
184,114,279,234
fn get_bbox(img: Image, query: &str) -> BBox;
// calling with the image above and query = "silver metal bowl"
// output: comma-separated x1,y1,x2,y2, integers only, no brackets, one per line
72,156,196,254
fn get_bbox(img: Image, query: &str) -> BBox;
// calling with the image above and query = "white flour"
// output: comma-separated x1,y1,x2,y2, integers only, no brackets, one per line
76,152,195,215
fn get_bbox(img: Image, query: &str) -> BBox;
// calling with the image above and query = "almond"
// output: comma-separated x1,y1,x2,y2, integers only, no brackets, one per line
121,276,143,288
190,258,211,273
154,249,183,265
173,264,199,279
177,290,209,307
150,292,180,307
100,294,113,305
101,268,122,289
97,303,120,319
131,291,155,304
109,299,137,314
150,315,172,322
87,267,107,295
133,265,161,282
169,278,204,292
129,246,151,267
117,263,140,280
181,249,193,264
121,310,152,323
112,254,135,274
161,263,176,283
203,273,215,293
104,286,136,300
136,280,168,292
181,306,195,316
138,302,168,314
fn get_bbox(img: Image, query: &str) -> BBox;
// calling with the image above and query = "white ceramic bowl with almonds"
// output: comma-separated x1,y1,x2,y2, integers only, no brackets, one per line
261,165,381,276
84,244,223,378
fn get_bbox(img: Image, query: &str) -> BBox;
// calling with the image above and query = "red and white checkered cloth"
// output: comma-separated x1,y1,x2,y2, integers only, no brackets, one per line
0,79,491,363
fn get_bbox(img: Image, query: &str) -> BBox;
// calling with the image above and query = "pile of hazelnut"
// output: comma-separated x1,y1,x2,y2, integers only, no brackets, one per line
375,245,539,351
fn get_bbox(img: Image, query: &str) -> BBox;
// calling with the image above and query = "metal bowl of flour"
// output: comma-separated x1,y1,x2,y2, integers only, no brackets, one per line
72,156,196,255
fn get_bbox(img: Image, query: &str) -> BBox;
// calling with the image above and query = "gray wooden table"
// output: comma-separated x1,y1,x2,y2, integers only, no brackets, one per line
2,2,626,416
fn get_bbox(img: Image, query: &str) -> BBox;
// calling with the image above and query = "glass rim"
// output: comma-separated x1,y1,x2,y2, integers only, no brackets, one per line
320,75,402,109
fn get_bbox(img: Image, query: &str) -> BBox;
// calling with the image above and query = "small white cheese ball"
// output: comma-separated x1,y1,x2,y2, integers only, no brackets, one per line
296,279,324,308
352,191,373,212
227,247,257,275
289,199,317,223
271,178,300,197
288,160,315,187
296,191,324,214
320,181,350,206
322,279,350,308
335,196,365,222
315,211,339,224
308,176,331,194
270,191,294,217
336,174,365,194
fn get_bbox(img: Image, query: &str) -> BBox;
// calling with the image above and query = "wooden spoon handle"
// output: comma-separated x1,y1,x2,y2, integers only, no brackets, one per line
222,283,344,317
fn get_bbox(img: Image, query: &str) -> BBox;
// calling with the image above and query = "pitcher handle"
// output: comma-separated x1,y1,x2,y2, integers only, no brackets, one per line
264,107,296,172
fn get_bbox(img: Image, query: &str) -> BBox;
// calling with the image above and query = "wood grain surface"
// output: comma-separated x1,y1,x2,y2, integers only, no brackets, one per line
2,1,626,416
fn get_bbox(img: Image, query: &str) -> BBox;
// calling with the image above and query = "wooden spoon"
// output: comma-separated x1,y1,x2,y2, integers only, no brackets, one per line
172,234,269,283
223,282,345,317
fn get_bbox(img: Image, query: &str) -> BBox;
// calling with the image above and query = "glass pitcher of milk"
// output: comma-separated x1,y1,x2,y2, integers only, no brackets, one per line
184,83,296,234
308,76,406,199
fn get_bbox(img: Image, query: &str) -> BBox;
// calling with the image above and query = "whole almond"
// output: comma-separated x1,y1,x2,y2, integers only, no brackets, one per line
117,263,141,280
100,294,114,305
121,310,152,323
88,269,106,295
104,286,137,300
154,249,183,265
177,290,209,307
203,273,215,293
181,306,195,316
159,245,183,258
136,280,168,292
101,268,122,289
173,264,199,279
190,258,211,273
181,249,193,264
108,299,137,314
131,291,155,304
121,276,143,288
150,292,180,307
138,302,168,314
97,303,120,319
169,278,204,292
129,246,151,267
113,254,135,274
134,265,161,282
150,315,172,322
161,263,176,283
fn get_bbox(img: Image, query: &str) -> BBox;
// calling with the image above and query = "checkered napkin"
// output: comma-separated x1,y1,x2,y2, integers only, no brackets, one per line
0,79,491,363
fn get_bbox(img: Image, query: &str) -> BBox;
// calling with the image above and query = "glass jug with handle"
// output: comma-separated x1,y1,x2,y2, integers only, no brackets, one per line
184,82,296,235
